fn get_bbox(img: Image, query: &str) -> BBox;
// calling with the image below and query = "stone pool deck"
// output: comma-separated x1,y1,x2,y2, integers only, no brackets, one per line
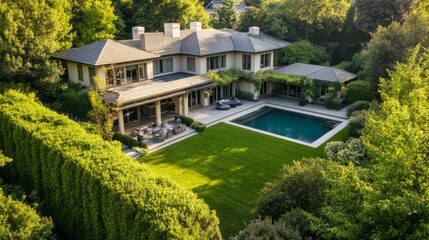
146,97,348,152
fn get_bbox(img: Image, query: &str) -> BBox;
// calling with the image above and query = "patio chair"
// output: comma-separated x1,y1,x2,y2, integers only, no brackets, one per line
216,101,231,110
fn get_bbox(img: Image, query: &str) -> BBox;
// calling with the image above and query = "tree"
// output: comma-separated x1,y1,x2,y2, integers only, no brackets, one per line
211,0,238,29
71,0,118,47
126,0,209,34
258,159,327,220
355,0,416,34
358,10,429,85
87,77,118,141
360,47,429,238
278,40,330,65
0,0,73,99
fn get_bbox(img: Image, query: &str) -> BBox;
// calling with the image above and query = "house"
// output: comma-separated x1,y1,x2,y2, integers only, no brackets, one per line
274,63,356,101
53,22,289,134
204,0,248,18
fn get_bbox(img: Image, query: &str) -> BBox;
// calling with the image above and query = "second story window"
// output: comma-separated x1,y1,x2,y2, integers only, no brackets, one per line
187,57,196,72
207,55,226,71
139,63,147,80
77,64,83,82
154,58,173,75
242,54,251,70
260,53,271,68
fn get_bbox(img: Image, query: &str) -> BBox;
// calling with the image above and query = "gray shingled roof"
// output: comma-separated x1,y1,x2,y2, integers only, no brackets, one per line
53,39,159,66
180,29,289,56
120,28,289,56
275,63,356,83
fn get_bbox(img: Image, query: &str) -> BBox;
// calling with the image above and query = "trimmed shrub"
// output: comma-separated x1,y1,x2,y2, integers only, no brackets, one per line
178,115,194,127
347,101,371,117
348,110,368,138
0,188,54,239
57,90,91,119
324,138,368,166
0,90,221,240
258,159,326,220
344,80,376,104
235,89,254,101
235,216,303,240
113,132,147,149
191,121,206,133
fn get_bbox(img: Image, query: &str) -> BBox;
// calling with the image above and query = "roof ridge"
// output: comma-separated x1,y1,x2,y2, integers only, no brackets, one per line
305,65,329,77
95,39,110,66
195,31,202,56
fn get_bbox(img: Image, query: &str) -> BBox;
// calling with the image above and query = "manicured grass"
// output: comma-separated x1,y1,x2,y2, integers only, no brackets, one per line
142,123,348,238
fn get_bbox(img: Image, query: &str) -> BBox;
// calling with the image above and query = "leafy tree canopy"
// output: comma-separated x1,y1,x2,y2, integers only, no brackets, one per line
278,40,330,65
114,0,209,38
358,9,429,84
211,0,238,29
0,0,72,100
71,0,118,47
355,0,416,34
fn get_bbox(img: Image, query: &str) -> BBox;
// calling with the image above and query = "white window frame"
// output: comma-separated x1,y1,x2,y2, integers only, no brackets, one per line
187,57,196,72
154,58,173,75
206,55,226,71
260,53,271,68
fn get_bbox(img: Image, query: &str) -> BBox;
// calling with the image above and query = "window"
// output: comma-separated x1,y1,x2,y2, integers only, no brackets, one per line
139,63,147,80
88,67,96,84
126,65,138,83
206,55,226,71
77,64,83,81
187,57,196,72
260,53,271,68
242,54,251,70
154,58,173,75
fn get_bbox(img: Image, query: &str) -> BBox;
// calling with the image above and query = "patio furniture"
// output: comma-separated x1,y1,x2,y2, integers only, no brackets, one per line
216,101,231,110
230,96,242,106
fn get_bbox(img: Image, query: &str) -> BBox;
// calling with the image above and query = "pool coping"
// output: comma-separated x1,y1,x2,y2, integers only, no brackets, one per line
222,103,348,148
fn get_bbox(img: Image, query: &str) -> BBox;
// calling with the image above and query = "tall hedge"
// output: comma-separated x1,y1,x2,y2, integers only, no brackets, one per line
0,90,221,239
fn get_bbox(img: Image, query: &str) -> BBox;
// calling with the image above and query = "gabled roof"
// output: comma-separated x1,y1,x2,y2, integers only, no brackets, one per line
53,39,159,66
205,0,247,13
275,63,356,83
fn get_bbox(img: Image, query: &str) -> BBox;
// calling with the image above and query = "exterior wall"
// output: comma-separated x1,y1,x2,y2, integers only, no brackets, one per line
236,81,259,100
67,62,78,83
66,62,92,87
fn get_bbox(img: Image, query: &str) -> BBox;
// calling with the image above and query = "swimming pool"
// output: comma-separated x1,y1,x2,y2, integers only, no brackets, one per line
231,106,341,144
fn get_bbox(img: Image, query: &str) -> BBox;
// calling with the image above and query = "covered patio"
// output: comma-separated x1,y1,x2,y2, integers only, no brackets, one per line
104,72,217,134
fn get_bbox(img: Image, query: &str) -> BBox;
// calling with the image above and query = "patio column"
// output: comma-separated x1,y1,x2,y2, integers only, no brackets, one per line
155,100,162,126
118,110,125,134
136,106,141,120
232,82,236,97
183,93,189,116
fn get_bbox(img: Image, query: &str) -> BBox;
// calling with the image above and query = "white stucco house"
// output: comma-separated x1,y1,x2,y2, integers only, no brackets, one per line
204,0,248,19
53,22,290,133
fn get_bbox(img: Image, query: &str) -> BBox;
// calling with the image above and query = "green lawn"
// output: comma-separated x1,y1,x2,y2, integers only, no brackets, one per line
141,123,348,238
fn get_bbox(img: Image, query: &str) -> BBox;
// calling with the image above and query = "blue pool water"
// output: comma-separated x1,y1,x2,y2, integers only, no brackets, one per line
232,107,340,143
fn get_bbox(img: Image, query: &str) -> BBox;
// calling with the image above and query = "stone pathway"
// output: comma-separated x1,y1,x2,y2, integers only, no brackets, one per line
121,144,142,159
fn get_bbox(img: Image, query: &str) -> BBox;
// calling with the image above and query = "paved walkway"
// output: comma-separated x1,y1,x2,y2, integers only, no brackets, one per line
142,97,348,152
188,97,348,126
